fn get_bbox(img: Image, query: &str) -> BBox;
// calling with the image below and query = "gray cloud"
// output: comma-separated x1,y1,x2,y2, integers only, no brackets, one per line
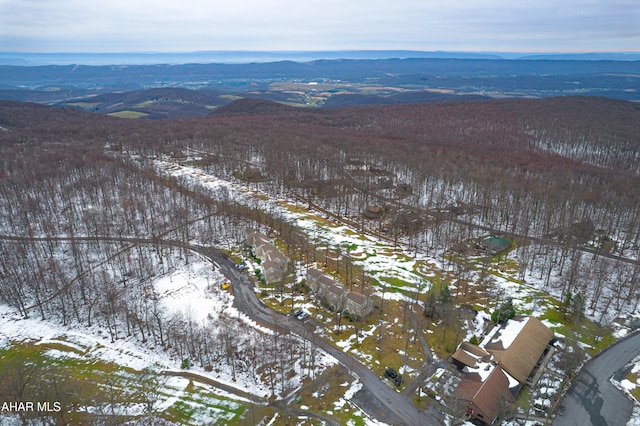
1,0,638,52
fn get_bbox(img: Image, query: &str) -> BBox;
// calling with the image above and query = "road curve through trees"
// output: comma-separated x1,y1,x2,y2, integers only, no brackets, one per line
6,235,640,425
1,235,440,424
553,332,640,426
211,249,441,426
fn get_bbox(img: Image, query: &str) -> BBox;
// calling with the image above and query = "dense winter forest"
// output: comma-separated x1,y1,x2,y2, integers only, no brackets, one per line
2,96,639,319
0,95,639,423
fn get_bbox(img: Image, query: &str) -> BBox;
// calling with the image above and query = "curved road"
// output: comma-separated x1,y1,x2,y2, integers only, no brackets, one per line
553,332,640,426
6,235,640,425
211,249,441,426
1,235,439,425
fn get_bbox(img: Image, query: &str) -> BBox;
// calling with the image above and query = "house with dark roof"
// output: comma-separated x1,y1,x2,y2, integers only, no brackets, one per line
307,268,336,293
453,365,516,424
319,282,346,312
262,260,284,285
246,228,270,249
450,316,555,424
451,342,491,371
306,268,373,317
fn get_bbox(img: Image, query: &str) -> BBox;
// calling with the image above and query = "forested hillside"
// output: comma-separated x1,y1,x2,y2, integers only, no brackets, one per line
0,96,639,423
2,95,639,316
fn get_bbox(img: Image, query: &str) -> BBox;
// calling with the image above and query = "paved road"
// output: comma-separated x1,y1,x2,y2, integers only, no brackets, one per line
553,332,640,426
213,250,442,426
2,235,439,425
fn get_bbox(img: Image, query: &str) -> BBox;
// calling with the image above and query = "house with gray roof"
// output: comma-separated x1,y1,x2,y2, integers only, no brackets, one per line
246,229,289,284
307,268,373,317
344,291,373,318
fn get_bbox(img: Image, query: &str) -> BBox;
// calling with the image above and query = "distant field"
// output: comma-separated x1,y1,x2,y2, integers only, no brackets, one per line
63,102,101,109
219,94,243,100
108,110,149,119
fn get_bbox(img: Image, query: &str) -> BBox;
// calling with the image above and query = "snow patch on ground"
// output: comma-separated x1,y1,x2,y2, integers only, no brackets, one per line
0,256,336,403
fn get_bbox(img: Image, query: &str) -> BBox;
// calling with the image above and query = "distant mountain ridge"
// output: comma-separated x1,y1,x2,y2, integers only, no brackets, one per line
1,50,639,66
2,58,639,89
55,87,228,119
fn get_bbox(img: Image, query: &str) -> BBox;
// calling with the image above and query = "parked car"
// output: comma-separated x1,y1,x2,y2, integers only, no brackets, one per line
292,309,303,317
384,367,398,379
297,310,310,320
394,375,403,387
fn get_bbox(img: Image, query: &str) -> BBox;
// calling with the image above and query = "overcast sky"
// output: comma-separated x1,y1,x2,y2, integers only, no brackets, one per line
1,0,638,53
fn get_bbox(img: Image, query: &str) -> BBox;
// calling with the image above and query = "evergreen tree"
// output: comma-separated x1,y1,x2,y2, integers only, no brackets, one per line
491,298,516,324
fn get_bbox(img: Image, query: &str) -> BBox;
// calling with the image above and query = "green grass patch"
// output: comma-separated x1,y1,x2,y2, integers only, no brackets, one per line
582,324,616,354
539,308,616,355
134,100,157,108
425,320,465,358
0,340,246,424
379,275,411,289
515,386,532,411
279,101,308,107
63,102,101,109
108,110,149,119
627,372,640,401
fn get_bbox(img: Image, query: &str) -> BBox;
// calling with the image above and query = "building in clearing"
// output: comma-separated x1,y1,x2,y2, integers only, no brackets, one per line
451,316,555,425
344,291,373,318
306,268,373,317
478,235,511,254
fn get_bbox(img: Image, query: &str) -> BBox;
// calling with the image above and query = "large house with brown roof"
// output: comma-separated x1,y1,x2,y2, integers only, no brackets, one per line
454,366,517,424
451,316,555,424
482,316,555,385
